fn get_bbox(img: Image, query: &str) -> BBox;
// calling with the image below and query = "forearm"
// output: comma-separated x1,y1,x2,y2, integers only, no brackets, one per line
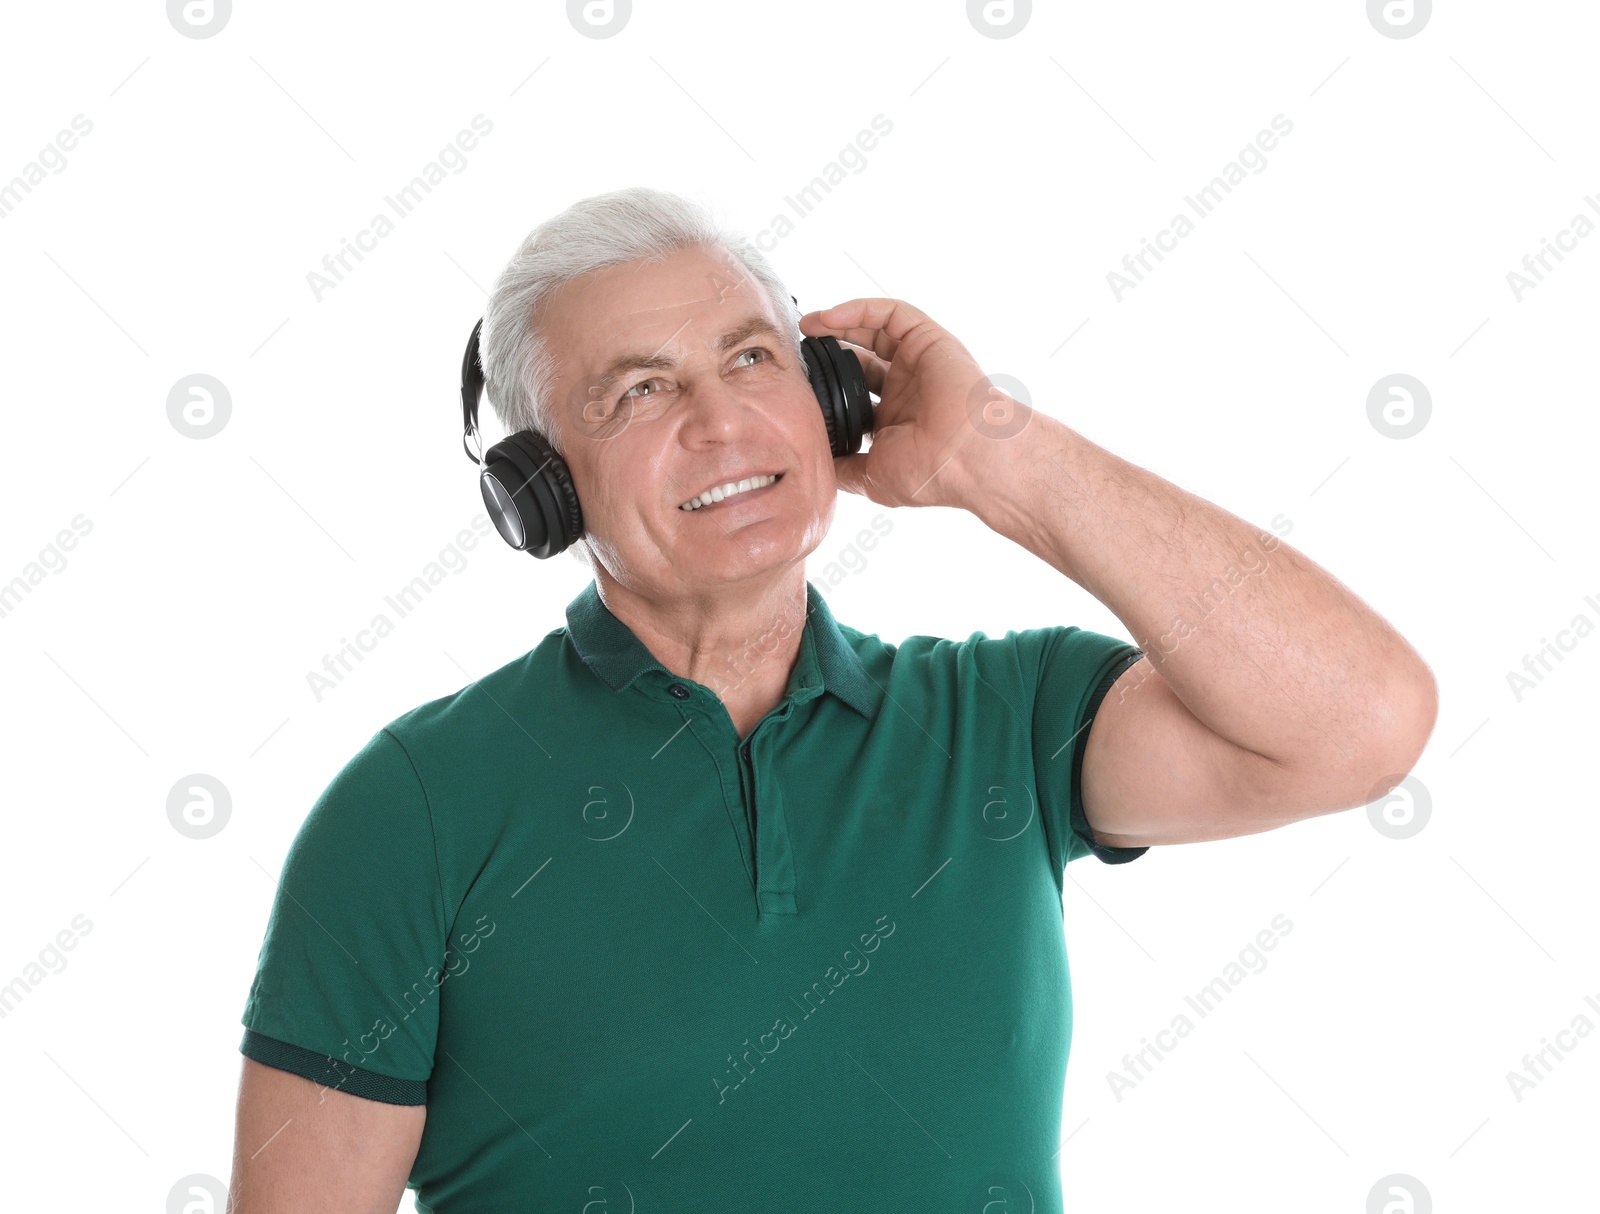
949,412,1437,777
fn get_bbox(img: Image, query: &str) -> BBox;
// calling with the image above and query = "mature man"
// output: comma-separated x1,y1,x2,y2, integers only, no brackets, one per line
229,187,1436,1212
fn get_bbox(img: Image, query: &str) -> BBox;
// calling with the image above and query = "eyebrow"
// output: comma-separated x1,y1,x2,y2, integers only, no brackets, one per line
591,314,783,396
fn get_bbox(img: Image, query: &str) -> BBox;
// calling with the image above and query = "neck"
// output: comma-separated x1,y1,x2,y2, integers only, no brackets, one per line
594,565,809,707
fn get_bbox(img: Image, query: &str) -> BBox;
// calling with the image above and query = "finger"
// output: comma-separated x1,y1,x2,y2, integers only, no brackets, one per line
801,301,904,363
832,452,871,499
801,298,934,365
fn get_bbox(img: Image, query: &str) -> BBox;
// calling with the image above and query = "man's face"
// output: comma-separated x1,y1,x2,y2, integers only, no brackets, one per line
540,244,837,596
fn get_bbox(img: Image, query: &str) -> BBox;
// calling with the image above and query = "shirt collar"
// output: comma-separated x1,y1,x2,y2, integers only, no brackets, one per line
564,578,883,721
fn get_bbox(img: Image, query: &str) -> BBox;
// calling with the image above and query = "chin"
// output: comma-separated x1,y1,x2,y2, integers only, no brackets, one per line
685,528,810,575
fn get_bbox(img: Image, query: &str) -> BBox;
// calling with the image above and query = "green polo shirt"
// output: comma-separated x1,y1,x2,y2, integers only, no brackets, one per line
239,577,1146,1212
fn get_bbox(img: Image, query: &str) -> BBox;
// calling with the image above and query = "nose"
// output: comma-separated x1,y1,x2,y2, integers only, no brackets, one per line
676,374,755,448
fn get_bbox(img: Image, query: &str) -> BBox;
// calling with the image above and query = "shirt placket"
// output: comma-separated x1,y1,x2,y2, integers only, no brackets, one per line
741,725,797,917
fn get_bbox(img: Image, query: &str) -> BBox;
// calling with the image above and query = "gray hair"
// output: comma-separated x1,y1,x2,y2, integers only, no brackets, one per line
478,186,804,464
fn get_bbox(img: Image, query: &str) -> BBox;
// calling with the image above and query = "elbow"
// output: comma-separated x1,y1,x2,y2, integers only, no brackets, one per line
1380,656,1439,770
1280,657,1440,819
1347,656,1440,807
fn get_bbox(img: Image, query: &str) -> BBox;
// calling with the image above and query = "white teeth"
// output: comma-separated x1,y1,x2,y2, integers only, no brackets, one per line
679,473,779,511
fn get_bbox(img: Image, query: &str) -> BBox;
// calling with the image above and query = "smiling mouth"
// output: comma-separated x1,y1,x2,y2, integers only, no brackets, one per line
678,472,784,512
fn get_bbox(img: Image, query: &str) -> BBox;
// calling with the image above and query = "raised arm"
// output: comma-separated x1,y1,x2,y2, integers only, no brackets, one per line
799,296,1438,847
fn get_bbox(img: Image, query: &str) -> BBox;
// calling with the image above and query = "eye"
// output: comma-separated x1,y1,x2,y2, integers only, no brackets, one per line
621,378,663,401
733,347,769,368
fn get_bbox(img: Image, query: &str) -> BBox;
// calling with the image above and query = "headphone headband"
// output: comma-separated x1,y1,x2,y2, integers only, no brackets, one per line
460,318,487,464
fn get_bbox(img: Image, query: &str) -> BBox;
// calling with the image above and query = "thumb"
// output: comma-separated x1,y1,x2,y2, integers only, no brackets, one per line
832,453,871,498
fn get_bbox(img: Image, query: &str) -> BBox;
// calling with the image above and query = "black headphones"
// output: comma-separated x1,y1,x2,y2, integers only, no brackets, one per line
459,296,874,558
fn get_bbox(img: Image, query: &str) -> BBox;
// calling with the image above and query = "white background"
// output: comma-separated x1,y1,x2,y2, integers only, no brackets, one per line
1,1,1595,1210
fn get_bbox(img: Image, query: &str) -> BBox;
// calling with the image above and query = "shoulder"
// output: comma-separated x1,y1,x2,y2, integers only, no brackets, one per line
837,617,1063,677
833,617,1055,717
366,627,573,816
837,616,1136,718
381,627,566,751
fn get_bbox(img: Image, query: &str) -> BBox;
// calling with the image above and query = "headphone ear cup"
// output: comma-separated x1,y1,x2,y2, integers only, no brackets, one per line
828,337,872,455
801,334,874,457
479,430,584,559
801,335,842,454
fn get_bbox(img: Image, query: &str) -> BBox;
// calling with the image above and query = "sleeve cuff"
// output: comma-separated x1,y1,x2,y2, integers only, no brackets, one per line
239,1028,428,1106
1070,649,1150,865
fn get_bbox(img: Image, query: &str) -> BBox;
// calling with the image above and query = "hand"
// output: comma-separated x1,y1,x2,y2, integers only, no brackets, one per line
799,297,1031,511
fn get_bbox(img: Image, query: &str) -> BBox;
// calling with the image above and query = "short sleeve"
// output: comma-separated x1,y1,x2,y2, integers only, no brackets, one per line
239,727,448,1105
1020,626,1148,870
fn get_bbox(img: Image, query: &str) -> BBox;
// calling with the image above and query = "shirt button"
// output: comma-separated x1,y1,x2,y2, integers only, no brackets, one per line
667,683,691,700
739,741,750,760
